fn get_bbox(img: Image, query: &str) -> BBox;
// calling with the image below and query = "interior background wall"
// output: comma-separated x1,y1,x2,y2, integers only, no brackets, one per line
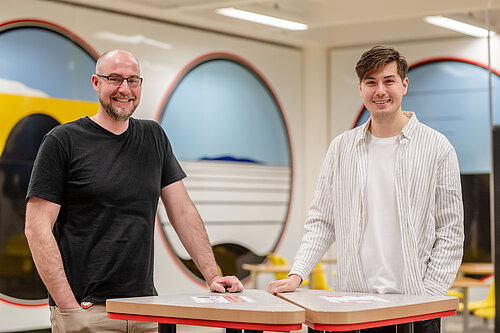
0,0,304,331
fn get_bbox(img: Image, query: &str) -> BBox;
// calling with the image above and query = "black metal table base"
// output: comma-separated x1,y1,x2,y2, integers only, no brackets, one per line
159,323,286,333
307,322,414,333
159,323,176,333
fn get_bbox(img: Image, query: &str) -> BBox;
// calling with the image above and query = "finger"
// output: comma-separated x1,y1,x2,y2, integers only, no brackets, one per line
274,285,287,294
210,282,226,293
233,281,244,292
226,279,243,292
268,280,281,294
269,284,280,294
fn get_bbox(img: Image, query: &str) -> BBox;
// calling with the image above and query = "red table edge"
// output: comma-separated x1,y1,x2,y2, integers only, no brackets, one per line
108,312,303,331
308,309,456,331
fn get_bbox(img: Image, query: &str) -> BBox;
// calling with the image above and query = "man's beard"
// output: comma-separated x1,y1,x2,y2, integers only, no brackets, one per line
100,97,137,121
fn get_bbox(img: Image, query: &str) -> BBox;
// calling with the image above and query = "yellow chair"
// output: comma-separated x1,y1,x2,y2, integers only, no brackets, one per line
446,289,464,312
446,289,464,299
473,306,495,319
266,253,289,280
310,262,332,290
266,253,309,286
469,281,495,312
266,253,333,290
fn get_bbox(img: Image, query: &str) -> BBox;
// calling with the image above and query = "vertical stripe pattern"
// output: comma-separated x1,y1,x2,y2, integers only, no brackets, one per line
289,112,464,296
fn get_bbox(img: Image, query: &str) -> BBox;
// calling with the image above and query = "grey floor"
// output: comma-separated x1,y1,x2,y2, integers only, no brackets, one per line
174,312,494,332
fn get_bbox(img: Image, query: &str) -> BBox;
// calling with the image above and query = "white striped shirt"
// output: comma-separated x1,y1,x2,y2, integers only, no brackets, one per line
289,112,464,296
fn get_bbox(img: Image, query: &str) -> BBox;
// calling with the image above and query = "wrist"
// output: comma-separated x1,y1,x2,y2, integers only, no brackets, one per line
56,299,80,309
288,274,303,285
207,273,222,286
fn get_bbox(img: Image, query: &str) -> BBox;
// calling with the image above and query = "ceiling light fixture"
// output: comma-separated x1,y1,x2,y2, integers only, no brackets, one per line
216,7,308,31
424,16,495,38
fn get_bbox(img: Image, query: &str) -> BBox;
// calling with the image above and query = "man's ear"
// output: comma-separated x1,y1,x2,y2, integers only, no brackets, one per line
91,75,99,92
402,77,409,95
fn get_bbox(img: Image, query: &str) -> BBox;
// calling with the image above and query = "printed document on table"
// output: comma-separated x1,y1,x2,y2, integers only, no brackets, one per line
192,296,256,303
321,295,389,303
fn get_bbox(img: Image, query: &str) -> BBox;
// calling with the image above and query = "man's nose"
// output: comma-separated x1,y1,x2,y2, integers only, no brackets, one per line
375,82,386,95
118,79,132,92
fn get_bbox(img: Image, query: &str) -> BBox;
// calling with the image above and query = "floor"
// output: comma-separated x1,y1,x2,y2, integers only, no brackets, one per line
16,308,494,333
16,313,493,333
174,313,494,332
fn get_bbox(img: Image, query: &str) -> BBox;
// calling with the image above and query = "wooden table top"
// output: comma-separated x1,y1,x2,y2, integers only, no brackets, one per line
276,289,458,326
452,276,489,288
321,257,338,264
459,262,494,275
242,263,291,273
242,263,324,273
106,289,305,325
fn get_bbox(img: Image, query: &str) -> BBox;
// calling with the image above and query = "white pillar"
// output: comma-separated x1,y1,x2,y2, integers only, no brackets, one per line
302,45,329,213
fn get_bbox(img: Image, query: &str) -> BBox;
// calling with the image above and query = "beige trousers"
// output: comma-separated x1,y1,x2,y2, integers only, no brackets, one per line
50,304,157,333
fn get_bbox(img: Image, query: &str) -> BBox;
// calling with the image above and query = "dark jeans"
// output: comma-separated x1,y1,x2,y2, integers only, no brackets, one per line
338,318,440,333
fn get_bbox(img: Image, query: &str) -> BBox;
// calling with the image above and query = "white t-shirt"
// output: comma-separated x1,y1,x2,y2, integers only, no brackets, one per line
359,132,404,294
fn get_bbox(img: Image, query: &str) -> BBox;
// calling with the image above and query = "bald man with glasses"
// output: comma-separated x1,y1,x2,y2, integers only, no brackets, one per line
25,49,243,333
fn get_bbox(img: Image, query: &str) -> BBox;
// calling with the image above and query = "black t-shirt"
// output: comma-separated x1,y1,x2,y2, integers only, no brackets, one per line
26,117,186,305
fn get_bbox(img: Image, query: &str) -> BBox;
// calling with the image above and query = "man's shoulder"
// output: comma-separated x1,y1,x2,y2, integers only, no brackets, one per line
131,117,162,130
131,118,166,137
414,121,450,144
131,117,158,125
410,121,457,161
322,126,364,159
47,117,89,138
332,125,364,145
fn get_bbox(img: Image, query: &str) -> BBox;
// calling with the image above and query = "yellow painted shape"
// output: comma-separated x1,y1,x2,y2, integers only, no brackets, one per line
469,281,495,312
0,93,98,153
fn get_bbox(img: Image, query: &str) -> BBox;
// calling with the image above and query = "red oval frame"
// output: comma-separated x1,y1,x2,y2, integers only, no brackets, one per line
154,52,295,287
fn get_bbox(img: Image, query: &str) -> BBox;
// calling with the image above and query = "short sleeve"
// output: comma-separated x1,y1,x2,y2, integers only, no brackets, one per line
26,133,68,204
157,124,186,188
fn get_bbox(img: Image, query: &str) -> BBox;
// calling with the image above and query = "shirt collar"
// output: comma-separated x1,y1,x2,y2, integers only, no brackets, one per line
400,111,417,140
356,111,417,144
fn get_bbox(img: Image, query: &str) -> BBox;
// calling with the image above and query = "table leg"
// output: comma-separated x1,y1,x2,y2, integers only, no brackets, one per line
159,323,176,333
396,322,414,333
462,287,469,331
251,271,258,289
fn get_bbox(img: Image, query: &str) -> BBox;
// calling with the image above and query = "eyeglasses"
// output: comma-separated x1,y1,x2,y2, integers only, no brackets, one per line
96,74,143,87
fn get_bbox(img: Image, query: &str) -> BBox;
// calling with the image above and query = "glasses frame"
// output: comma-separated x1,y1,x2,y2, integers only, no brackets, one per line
96,74,143,87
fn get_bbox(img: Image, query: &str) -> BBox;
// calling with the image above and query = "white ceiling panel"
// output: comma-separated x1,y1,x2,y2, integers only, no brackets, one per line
50,0,500,47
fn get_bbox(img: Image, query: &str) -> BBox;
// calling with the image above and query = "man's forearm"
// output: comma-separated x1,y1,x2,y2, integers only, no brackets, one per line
25,200,79,308
170,206,220,284
26,227,78,308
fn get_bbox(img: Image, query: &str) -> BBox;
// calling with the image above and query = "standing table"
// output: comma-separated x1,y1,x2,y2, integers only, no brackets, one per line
452,275,490,331
277,289,458,332
242,264,322,289
106,289,305,332
242,263,291,288
459,262,494,276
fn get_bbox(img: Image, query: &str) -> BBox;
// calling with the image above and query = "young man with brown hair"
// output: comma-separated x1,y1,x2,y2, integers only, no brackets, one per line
269,46,464,333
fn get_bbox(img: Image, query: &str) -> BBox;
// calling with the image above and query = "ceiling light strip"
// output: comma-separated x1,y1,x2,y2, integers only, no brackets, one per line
424,16,495,38
216,7,308,31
